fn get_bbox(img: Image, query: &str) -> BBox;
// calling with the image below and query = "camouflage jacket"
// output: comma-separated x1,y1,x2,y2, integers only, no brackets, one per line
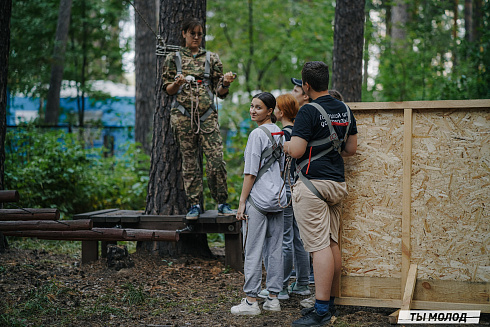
162,47,228,116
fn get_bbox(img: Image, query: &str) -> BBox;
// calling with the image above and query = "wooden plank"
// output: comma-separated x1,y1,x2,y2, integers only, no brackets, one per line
401,264,418,310
337,297,490,313
402,108,413,290
411,300,490,312
346,99,490,111
73,209,119,219
389,309,400,325
340,276,489,305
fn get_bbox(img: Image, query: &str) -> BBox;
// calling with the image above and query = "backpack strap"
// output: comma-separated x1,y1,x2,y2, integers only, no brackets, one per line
282,126,293,135
174,51,182,76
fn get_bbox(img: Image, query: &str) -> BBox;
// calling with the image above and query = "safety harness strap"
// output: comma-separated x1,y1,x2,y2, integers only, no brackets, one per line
282,126,293,135
294,102,352,203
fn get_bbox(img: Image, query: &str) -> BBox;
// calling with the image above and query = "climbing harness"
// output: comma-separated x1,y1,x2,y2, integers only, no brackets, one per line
295,102,352,203
171,51,220,134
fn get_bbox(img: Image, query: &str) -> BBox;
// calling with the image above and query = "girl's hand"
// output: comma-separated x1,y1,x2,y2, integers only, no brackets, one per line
236,201,247,221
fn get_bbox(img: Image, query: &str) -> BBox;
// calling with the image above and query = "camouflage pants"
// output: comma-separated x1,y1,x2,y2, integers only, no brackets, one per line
170,108,228,206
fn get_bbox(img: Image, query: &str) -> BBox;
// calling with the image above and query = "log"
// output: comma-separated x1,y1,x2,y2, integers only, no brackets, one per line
0,190,20,203
3,228,126,241
124,229,179,242
0,219,93,231
0,208,60,221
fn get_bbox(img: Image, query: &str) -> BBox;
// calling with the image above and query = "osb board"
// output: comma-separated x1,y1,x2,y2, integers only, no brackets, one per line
342,108,489,283
410,108,489,282
343,110,404,278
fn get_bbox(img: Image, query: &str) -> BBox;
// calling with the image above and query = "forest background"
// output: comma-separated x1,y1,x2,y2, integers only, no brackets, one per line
3,0,490,228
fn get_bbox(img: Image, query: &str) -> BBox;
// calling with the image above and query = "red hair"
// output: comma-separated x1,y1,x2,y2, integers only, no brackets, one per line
276,94,299,121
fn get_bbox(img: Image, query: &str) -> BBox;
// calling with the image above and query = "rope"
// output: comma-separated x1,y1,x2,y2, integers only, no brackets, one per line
126,0,158,39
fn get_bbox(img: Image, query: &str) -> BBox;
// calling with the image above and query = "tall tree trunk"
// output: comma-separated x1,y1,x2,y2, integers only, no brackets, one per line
45,0,73,125
134,0,157,155
473,0,482,42
391,0,408,44
144,0,211,258
0,0,12,252
332,0,366,102
464,0,473,42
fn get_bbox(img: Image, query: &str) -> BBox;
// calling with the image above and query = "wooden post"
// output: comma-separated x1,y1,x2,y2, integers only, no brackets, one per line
224,222,243,272
82,241,99,264
402,108,413,290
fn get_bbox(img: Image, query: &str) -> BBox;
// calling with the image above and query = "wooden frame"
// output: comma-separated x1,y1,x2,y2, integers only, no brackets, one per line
339,99,490,313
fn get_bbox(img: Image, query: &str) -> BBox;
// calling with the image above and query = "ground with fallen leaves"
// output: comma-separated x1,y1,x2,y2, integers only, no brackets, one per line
0,246,488,326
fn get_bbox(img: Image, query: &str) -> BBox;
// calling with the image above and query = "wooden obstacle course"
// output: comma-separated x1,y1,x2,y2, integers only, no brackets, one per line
73,208,242,271
0,192,180,261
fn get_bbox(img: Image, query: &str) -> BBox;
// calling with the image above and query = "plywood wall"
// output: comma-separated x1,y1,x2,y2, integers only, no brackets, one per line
342,107,489,282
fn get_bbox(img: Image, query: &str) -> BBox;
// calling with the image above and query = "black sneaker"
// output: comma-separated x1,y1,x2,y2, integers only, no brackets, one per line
301,306,338,318
292,308,331,327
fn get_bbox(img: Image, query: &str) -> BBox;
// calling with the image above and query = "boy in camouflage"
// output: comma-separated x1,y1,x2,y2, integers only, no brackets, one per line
162,17,236,219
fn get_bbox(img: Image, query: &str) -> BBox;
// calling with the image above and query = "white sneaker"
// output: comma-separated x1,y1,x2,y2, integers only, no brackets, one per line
300,295,315,308
258,289,269,299
231,298,261,315
263,297,281,312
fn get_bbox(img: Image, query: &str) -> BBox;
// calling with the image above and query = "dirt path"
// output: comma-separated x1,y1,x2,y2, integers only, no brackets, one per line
0,247,487,326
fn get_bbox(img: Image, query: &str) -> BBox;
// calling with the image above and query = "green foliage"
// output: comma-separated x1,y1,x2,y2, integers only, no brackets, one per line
8,0,131,98
369,0,490,101
207,0,336,94
5,124,149,218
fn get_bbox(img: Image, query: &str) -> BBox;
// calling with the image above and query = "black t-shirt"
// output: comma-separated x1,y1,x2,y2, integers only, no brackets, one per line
292,95,358,182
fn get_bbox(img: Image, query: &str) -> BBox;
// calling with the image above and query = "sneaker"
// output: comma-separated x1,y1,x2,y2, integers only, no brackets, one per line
231,298,261,315
301,306,339,318
292,308,331,327
288,281,311,296
300,296,315,308
290,270,297,279
186,205,201,220
278,288,290,300
258,289,269,299
263,297,281,311
218,203,235,216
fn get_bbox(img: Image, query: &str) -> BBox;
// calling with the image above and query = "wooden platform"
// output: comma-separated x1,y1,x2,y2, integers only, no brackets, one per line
73,209,243,271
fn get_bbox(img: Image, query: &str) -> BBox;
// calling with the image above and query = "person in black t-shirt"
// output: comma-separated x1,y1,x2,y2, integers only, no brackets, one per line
284,61,357,327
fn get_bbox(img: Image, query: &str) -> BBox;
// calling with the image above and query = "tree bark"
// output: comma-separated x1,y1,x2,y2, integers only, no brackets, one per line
144,0,212,258
464,0,473,42
391,0,408,43
332,0,366,102
0,0,12,253
134,0,157,155
45,0,73,125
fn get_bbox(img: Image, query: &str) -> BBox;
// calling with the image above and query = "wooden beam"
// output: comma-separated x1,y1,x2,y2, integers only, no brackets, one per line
401,264,418,310
347,99,490,110
0,208,60,221
389,264,418,324
402,108,413,290
337,296,490,313
0,219,92,231
0,190,19,203
3,227,127,240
